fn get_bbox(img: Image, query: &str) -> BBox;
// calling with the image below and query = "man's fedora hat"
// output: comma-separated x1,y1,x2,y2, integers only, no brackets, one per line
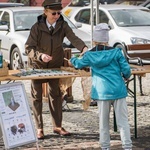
42,0,62,10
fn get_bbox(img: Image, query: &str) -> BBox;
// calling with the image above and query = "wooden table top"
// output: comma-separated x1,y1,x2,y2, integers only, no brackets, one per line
130,65,150,75
0,65,150,82
0,69,82,81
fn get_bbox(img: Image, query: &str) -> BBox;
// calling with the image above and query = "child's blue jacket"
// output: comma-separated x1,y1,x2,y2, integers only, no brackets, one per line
70,45,131,100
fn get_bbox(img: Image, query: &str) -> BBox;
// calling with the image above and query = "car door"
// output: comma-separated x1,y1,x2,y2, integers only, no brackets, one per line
73,8,109,35
0,10,12,61
74,9,92,34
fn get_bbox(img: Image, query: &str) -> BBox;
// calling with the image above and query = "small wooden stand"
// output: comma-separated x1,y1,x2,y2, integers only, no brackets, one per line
0,61,8,77
63,48,73,102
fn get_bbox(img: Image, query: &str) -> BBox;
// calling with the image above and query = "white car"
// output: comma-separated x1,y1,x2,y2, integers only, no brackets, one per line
65,4,150,50
0,7,91,70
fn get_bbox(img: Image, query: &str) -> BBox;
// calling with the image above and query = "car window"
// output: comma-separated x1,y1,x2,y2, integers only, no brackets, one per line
13,10,76,31
110,9,150,27
14,10,43,30
75,9,90,24
74,9,109,25
0,11,2,16
146,3,150,9
98,10,109,24
99,0,117,4
0,12,10,26
93,10,109,25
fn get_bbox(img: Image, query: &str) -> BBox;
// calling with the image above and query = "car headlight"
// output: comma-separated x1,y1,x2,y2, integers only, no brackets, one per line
131,37,150,44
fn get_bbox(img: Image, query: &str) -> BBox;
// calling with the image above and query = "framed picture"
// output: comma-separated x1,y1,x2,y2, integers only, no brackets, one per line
0,82,37,149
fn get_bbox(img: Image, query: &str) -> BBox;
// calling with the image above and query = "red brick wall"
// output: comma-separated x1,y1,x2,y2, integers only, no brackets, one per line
30,0,44,6
62,0,71,7
32,0,71,7
0,0,71,7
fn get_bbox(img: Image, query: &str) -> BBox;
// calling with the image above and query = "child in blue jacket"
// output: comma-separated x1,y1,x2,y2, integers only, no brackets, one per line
70,23,132,150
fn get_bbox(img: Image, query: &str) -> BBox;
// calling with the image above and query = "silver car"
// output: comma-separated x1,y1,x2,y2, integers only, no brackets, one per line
0,7,91,70
65,4,150,49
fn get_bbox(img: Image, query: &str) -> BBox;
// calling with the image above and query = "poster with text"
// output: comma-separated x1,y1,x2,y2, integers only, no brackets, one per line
0,82,37,149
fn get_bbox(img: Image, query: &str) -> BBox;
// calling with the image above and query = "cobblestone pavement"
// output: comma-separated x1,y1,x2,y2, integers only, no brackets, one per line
0,74,150,150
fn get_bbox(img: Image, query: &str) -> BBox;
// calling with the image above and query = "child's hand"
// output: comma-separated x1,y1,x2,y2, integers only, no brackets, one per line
124,77,129,82
64,58,73,67
68,59,73,67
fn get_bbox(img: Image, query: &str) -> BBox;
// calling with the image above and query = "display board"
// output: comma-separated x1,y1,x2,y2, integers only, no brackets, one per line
0,125,2,138
0,82,37,149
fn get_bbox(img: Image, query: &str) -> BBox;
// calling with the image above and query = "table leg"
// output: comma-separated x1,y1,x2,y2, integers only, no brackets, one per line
114,111,117,132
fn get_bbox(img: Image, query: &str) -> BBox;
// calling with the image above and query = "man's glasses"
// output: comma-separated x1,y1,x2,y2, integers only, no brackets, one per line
51,12,61,16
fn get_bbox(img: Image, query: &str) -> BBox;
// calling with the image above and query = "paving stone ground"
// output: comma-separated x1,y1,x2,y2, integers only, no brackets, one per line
0,74,150,150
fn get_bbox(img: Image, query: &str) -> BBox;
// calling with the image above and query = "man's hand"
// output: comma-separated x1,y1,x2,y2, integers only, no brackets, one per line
41,54,52,62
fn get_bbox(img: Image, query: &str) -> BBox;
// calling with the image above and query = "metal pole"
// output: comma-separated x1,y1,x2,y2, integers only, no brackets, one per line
96,0,99,25
90,0,94,48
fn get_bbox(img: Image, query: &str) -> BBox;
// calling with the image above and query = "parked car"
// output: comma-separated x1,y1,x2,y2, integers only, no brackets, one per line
140,0,150,9
67,4,150,51
0,7,91,70
0,2,24,8
114,0,144,5
67,0,117,6
63,0,117,17
69,0,90,6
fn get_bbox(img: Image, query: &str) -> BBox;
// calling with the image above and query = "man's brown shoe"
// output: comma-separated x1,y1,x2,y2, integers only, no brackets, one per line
53,127,71,136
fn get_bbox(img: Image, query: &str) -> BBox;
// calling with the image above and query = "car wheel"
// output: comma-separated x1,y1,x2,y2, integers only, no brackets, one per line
10,47,23,70
115,44,127,59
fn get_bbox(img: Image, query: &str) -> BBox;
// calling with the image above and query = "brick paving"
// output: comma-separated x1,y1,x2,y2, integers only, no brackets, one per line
0,74,150,150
